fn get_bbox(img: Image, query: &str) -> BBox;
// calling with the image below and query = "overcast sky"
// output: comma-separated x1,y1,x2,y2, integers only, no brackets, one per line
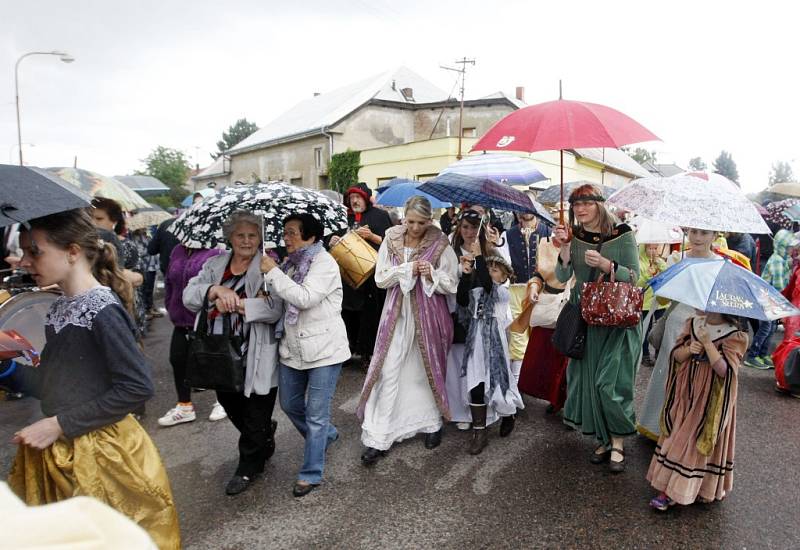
2,0,798,192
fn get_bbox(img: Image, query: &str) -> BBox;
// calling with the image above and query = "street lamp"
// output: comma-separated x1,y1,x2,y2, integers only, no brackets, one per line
15,51,75,166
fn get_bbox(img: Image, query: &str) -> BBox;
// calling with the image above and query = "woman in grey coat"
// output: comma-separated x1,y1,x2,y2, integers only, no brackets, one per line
183,210,283,496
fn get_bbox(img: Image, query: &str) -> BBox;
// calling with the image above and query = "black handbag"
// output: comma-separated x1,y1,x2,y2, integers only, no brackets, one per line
186,292,245,393
551,301,587,359
551,242,600,359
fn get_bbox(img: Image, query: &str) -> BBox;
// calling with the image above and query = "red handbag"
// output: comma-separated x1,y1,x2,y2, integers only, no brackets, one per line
580,266,643,328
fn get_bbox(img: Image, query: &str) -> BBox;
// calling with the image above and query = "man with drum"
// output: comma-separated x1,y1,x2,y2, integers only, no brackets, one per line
329,184,392,369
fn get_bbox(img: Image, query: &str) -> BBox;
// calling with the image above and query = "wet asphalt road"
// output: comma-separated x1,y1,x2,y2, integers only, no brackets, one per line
2,314,799,550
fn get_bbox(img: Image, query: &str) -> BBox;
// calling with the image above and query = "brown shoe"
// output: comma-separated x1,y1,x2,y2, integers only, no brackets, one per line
609,447,625,473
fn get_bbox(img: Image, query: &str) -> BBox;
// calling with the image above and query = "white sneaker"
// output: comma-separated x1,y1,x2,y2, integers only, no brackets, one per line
209,402,227,422
158,405,196,427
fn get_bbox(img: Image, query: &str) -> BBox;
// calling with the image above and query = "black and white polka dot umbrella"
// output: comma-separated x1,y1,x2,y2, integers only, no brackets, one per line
170,182,348,249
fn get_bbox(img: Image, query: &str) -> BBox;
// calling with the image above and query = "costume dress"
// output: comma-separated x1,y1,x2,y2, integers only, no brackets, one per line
646,318,747,504
637,254,724,441
458,256,524,423
357,225,458,451
4,286,180,549
555,224,641,446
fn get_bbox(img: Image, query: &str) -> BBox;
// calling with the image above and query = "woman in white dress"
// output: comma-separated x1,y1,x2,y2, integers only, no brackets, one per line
357,196,459,465
637,228,721,441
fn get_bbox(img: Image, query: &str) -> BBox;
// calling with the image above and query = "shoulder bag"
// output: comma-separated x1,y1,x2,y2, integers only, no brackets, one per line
186,291,245,393
581,264,644,328
551,241,599,359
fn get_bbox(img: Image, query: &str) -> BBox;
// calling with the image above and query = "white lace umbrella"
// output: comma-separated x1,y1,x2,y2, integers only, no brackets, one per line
607,174,771,234
628,214,683,244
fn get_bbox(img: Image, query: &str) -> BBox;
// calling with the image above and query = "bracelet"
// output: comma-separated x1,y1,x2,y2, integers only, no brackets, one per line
0,359,17,379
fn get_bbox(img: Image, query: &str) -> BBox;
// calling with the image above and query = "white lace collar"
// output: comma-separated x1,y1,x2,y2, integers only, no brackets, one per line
46,286,118,334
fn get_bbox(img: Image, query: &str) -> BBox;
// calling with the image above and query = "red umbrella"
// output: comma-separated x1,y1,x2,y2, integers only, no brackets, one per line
472,93,659,224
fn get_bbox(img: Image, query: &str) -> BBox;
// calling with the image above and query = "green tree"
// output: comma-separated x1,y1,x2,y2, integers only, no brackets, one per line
769,161,794,185
688,157,707,171
213,118,259,159
622,147,657,165
328,150,361,193
137,146,191,206
712,150,739,183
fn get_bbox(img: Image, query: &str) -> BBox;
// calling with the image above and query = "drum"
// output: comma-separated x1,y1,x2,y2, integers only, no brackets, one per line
0,290,58,366
330,232,378,289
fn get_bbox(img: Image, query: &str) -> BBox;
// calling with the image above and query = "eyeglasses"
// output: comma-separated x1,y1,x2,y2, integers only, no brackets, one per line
284,229,301,237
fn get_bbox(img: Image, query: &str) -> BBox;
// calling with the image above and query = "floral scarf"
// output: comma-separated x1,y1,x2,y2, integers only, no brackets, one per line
275,241,324,335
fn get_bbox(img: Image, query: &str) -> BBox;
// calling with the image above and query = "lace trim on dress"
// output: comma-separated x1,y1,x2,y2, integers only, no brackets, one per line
46,286,118,334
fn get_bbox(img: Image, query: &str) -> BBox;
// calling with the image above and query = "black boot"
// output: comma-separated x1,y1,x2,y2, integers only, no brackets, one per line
360,447,386,466
264,419,278,461
499,414,516,437
468,404,488,455
424,429,443,449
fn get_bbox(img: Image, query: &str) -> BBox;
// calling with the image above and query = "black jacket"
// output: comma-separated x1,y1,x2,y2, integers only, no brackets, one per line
147,218,180,274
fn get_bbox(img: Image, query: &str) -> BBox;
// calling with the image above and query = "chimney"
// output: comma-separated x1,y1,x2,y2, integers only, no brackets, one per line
401,87,414,101
515,86,525,102
391,79,396,91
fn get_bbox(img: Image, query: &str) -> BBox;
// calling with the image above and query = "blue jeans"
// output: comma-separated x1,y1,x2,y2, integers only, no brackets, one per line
748,320,776,359
279,363,341,484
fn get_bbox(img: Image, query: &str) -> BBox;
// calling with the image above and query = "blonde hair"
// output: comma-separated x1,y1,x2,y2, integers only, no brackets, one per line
404,196,432,219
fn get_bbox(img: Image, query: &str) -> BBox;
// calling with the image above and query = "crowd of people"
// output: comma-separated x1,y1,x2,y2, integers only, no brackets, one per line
2,181,798,546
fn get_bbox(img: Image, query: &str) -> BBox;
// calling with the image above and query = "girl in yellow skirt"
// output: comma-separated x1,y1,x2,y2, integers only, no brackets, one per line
1,209,180,549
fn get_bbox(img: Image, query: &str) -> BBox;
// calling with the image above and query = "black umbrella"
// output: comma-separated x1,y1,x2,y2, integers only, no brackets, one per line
0,164,92,227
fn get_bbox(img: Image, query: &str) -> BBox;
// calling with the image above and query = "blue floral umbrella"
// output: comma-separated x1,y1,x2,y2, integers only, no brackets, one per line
170,182,348,248
648,257,800,321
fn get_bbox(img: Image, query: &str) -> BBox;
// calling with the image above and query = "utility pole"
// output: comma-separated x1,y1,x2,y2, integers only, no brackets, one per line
441,57,475,160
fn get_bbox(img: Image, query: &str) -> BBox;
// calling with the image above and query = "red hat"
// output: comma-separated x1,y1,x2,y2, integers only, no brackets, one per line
346,185,370,202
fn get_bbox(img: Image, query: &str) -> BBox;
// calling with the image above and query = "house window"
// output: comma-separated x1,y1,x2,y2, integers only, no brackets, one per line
314,147,323,169
462,127,477,138
377,177,396,187
416,173,438,182
290,177,303,186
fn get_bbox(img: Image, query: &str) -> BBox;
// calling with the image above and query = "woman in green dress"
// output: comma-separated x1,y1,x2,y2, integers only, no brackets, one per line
553,184,641,473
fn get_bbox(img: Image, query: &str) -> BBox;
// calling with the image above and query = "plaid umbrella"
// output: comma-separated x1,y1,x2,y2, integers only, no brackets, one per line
47,167,151,211
764,199,800,230
418,173,554,223
170,182,348,248
438,153,548,186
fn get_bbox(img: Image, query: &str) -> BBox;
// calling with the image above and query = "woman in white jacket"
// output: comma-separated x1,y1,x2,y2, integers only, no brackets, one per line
261,213,350,497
